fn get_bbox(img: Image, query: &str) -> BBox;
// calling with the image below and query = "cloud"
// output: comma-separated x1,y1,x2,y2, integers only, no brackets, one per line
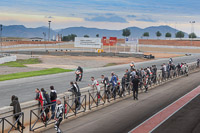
85,15,128,23
44,16,54,19
127,15,137,18
105,13,115,16
136,18,157,22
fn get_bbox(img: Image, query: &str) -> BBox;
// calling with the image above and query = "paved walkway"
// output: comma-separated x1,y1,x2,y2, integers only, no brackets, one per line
42,70,200,133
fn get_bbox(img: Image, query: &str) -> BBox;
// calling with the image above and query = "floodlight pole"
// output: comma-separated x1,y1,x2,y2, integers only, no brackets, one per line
43,32,47,51
48,21,51,42
0,24,2,54
189,21,195,45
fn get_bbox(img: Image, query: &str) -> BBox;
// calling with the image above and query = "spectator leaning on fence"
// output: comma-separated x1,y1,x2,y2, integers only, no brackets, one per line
197,59,200,67
121,74,127,97
50,86,57,119
10,95,25,130
69,82,81,111
41,88,51,120
89,77,101,103
35,88,44,107
101,75,110,101
110,73,117,100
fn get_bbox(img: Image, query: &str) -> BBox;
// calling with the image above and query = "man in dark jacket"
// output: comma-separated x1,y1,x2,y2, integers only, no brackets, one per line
50,86,57,119
101,75,110,101
132,75,140,100
69,82,81,110
41,88,51,120
10,95,25,130
121,74,127,97
152,65,157,84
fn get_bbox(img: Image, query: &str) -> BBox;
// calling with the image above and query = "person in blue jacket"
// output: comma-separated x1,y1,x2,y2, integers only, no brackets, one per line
110,72,117,99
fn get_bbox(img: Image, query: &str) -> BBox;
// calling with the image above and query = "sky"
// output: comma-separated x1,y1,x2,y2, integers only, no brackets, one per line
0,0,200,35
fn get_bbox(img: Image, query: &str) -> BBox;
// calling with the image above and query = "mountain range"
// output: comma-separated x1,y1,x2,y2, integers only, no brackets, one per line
1,25,188,39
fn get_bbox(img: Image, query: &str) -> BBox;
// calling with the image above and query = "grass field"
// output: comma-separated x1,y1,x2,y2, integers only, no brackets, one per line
103,63,119,67
0,68,73,81
0,58,42,67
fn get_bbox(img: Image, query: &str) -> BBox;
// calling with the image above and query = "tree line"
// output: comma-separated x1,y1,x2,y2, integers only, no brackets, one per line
62,34,99,41
122,28,197,39
61,29,197,41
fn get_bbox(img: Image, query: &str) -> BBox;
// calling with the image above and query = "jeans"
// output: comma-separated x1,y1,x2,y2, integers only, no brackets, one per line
51,101,56,119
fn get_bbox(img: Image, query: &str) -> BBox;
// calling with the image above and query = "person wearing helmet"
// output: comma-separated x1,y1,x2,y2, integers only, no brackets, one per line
75,66,83,82
130,61,135,70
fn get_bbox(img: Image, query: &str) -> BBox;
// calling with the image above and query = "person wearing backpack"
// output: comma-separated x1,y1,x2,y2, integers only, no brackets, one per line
50,86,57,119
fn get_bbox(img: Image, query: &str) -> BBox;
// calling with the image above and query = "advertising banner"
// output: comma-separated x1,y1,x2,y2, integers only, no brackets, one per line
75,37,102,48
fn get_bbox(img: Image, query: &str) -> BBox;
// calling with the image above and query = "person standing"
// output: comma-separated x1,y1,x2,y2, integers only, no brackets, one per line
101,75,110,101
10,95,25,130
50,86,57,119
110,73,117,100
152,65,157,84
89,77,101,102
197,59,200,68
35,88,44,107
132,75,140,100
121,74,127,97
41,88,51,121
54,98,64,133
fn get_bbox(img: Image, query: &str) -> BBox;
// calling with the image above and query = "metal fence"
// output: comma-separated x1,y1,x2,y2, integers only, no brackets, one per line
88,90,105,110
29,102,57,131
0,112,24,133
64,95,87,119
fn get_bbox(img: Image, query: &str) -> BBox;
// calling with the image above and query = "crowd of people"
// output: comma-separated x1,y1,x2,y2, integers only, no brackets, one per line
89,59,193,103
9,58,200,133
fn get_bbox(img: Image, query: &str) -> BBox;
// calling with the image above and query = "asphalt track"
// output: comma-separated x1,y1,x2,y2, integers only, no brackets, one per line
153,94,200,133
0,55,200,107
42,69,200,133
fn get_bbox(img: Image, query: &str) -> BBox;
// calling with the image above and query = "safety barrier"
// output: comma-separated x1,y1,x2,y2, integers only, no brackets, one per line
0,112,24,133
64,95,87,119
29,102,57,131
88,90,105,110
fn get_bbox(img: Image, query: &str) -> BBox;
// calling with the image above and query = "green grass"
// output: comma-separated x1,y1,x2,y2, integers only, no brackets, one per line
103,63,119,67
0,58,42,67
0,68,73,81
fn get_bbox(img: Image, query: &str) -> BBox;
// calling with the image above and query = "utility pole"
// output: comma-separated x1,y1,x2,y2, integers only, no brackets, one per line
189,21,195,45
48,21,51,41
43,32,47,51
0,24,3,54
43,32,46,41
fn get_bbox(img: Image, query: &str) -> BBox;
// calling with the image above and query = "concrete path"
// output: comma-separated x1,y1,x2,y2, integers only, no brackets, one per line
42,71,200,133
0,55,200,107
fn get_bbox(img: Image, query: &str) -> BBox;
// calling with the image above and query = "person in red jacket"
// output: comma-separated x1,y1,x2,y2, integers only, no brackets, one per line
35,88,44,107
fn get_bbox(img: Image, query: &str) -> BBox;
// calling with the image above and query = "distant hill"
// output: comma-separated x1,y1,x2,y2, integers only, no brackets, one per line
1,25,188,39
2,25,56,38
